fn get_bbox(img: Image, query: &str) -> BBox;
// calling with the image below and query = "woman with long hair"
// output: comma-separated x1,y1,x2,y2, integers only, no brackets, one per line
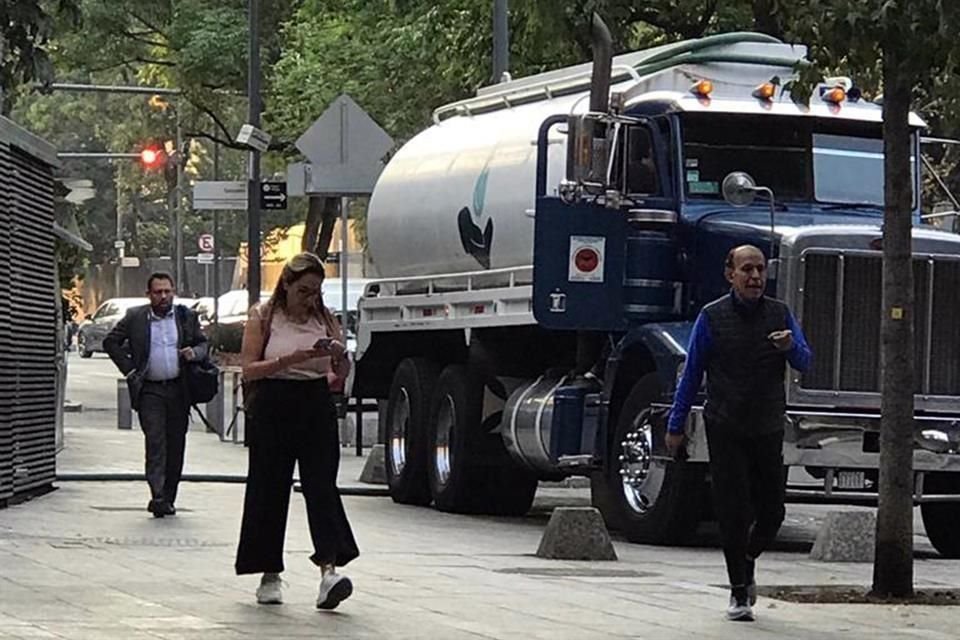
235,252,359,609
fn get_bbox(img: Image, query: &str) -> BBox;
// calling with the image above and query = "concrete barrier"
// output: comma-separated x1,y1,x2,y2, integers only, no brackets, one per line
809,510,876,562
536,507,618,561
358,444,387,485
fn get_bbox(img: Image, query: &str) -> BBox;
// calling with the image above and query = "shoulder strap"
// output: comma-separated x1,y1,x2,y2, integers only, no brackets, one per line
253,301,274,360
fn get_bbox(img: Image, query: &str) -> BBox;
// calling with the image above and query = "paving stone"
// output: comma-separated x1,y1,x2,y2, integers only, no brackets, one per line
809,510,876,562
535,507,617,561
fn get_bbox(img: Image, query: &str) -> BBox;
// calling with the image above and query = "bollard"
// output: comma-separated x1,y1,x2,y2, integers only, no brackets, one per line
117,378,132,430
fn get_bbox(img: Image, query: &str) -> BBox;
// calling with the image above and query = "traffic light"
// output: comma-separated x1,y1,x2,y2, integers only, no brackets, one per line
140,147,164,169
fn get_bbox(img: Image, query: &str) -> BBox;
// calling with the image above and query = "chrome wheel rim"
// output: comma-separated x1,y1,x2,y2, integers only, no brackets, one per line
434,395,455,488
388,389,411,478
619,414,666,515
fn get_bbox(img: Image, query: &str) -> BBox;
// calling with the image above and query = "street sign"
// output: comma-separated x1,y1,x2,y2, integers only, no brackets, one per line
114,240,126,249
293,94,394,194
120,256,140,268
260,181,287,210
236,123,272,153
197,252,215,265
198,233,215,252
193,181,247,210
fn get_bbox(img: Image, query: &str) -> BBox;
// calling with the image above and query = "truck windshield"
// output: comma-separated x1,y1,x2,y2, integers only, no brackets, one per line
681,113,915,207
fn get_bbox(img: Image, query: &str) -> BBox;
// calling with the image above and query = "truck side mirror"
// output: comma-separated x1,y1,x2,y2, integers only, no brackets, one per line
565,114,611,190
721,171,758,207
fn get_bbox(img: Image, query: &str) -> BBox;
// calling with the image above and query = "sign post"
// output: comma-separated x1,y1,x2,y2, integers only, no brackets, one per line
289,94,395,456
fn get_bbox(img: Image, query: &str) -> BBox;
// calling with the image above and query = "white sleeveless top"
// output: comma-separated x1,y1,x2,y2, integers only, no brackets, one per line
262,309,331,380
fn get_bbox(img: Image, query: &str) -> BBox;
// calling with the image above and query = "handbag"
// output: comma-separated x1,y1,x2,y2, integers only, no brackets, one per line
176,304,221,404
185,358,220,404
242,303,274,415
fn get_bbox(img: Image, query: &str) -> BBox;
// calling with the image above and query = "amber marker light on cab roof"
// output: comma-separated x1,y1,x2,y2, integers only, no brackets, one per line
823,86,847,104
752,82,776,101
690,79,714,97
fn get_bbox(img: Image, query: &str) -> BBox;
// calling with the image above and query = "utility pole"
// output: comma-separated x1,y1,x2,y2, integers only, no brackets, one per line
493,0,509,82
246,0,262,308
212,130,221,333
175,108,186,293
115,205,123,296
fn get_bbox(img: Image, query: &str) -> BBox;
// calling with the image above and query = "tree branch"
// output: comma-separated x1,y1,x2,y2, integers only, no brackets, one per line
127,10,170,41
185,130,247,150
121,30,171,49
185,130,294,154
135,57,176,67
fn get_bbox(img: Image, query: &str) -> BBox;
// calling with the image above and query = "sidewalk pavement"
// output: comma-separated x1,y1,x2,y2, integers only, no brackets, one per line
1,412,958,639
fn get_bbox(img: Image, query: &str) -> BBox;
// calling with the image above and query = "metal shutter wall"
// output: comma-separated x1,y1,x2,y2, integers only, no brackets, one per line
8,144,57,497
0,142,13,503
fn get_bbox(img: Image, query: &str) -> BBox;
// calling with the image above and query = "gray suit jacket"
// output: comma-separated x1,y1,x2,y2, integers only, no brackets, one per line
103,304,209,410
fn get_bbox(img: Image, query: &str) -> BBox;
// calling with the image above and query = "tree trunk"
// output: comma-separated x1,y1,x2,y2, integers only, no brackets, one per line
302,196,323,253
314,197,341,262
872,43,915,599
752,1,784,39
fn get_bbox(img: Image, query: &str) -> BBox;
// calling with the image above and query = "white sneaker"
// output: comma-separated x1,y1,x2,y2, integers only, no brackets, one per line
316,571,353,610
726,595,754,622
256,574,283,605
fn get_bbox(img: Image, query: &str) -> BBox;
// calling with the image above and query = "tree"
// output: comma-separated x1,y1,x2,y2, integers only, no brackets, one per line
780,1,960,597
0,0,80,113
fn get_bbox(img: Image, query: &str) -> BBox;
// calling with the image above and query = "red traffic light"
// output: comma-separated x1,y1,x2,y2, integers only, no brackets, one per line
140,148,163,168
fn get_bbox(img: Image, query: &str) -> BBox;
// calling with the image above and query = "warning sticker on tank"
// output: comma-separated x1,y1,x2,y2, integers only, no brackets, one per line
568,236,605,283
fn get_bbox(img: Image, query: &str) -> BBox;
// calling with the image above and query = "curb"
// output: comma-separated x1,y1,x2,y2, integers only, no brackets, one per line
55,473,390,497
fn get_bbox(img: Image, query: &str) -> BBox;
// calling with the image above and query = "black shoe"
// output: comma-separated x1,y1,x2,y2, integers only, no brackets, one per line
147,499,166,518
163,502,176,516
726,586,754,622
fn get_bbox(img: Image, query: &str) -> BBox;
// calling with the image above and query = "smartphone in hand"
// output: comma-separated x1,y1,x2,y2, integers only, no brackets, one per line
313,337,334,350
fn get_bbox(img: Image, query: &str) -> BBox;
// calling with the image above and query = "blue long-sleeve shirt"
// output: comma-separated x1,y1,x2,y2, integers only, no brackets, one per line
667,299,812,434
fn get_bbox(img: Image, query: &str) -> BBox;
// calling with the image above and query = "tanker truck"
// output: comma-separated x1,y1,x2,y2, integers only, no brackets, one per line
351,21,960,557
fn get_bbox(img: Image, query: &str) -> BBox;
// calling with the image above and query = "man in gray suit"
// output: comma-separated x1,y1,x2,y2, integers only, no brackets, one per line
104,272,208,517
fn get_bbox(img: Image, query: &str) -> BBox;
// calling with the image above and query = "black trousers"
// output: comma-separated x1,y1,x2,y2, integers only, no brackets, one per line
137,380,189,504
235,378,359,575
706,424,785,587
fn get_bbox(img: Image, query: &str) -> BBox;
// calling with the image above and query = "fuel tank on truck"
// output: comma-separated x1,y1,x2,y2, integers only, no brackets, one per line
366,94,584,281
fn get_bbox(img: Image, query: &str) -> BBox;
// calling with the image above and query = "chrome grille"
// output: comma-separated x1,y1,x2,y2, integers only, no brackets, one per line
800,251,960,396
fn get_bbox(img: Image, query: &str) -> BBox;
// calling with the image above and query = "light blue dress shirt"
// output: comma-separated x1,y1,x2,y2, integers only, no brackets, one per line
145,309,180,381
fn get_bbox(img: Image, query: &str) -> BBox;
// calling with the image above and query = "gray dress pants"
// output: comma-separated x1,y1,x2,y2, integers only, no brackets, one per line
138,380,189,504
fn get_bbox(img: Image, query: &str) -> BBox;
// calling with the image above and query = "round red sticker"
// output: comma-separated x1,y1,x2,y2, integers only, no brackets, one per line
575,247,599,273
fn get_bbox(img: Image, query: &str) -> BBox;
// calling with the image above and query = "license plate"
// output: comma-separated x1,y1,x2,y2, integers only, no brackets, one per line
836,470,866,490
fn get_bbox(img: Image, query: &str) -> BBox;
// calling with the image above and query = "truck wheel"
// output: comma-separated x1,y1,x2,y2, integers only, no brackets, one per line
591,373,705,544
428,365,485,513
384,358,439,505
920,473,960,558
475,418,539,517
427,365,538,515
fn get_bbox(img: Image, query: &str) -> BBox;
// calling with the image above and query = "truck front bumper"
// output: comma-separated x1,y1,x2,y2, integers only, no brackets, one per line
680,408,960,503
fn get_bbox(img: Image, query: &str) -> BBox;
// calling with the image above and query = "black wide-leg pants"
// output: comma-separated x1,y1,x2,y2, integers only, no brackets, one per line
235,378,359,574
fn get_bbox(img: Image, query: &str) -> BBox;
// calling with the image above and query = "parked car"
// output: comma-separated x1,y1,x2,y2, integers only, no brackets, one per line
77,296,196,358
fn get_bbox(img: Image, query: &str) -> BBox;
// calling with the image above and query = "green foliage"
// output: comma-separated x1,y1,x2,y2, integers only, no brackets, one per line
0,0,81,112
